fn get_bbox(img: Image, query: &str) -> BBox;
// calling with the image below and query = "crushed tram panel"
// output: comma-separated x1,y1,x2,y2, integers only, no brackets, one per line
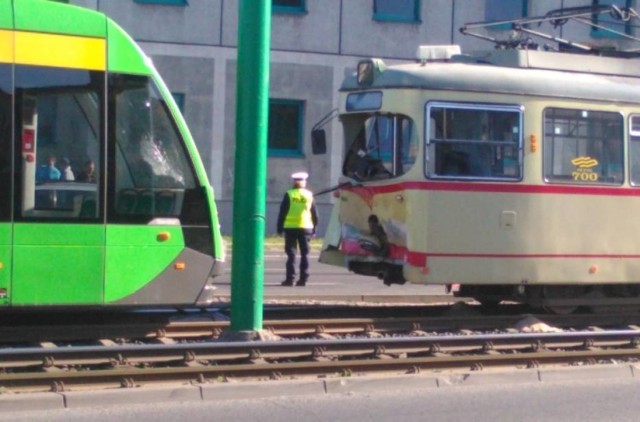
0,0,224,308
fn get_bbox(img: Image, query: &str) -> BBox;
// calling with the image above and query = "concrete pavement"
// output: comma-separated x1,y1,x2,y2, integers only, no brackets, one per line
213,248,457,304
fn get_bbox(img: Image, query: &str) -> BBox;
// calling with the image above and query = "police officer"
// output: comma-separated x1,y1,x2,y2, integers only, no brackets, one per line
277,171,318,286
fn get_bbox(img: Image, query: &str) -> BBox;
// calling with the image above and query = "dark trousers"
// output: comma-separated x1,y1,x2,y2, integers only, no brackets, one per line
284,229,311,282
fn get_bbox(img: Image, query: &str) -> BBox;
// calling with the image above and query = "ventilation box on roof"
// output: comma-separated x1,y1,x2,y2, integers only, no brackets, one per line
416,45,461,63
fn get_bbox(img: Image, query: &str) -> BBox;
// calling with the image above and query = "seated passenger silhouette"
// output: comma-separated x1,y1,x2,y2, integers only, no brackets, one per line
77,160,97,183
58,157,75,181
36,155,61,182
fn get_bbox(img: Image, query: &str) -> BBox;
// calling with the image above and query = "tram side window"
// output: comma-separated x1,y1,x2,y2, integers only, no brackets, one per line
109,74,197,220
342,114,417,181
543,108,623,185
0,65,11,222
426,103,522,180
14,66,103,220
629,115,640,186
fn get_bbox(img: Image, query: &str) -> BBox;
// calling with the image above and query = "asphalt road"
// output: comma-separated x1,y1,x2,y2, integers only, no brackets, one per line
4,371,639,422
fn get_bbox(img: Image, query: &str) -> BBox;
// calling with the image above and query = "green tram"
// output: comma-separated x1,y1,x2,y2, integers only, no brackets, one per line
0,0,224,308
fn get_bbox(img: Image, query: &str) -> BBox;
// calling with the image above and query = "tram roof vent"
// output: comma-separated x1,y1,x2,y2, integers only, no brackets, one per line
416,45,461,64
452,49,640,78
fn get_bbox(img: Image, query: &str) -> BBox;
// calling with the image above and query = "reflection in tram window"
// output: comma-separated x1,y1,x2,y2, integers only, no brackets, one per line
426,102,522,180
544,108,623,185
0,64,11,222
110,74,198,220
15,66,103,220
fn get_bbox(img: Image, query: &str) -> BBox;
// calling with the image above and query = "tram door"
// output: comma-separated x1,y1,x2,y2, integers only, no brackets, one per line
11,65,106,306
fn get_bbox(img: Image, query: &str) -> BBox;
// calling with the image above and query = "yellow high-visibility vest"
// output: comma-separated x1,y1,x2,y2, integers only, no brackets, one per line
284,188,314,229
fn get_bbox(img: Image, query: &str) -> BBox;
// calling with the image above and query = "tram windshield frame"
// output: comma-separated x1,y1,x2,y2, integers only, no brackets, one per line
342,113,418,181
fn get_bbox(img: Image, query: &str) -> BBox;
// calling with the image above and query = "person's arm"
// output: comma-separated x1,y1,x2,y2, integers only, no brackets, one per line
310,200,319,235
277,194,290,234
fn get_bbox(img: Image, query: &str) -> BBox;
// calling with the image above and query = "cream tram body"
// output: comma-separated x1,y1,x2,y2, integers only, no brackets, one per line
320,47,640,306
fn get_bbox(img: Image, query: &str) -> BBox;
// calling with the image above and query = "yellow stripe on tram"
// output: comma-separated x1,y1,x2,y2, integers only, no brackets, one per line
0,30,14,64
15,31,105,71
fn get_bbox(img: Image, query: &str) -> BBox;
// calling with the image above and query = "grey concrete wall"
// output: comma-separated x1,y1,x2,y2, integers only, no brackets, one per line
95,0,222,45
221,58,335,235
342,0,454,58
151,56,216,176
217,199,333,239
221,0,342,53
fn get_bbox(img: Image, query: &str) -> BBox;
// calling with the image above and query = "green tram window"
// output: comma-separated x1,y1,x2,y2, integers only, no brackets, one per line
426,102,522,180
108,74,198,222
0,64,10,222
14,66,104,221
543,108,623,185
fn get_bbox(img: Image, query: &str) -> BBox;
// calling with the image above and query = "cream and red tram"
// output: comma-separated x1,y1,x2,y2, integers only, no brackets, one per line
318,45,640,312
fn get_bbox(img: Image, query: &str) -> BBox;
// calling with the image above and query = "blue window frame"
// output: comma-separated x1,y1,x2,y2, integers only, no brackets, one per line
268,99,304,157
485,0,527,27
591,0,633,37
273,0,306,15
134,0,188,6
373,0,420,23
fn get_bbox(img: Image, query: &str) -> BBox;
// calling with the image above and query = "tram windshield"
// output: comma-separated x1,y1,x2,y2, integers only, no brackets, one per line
110,74,197,219
342,114,417,180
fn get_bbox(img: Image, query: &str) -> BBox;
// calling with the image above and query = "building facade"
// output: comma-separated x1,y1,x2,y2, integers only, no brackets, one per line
67,0,636,235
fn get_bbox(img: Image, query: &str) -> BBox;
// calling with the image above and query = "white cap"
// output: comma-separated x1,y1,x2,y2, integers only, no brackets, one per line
291,171,308,180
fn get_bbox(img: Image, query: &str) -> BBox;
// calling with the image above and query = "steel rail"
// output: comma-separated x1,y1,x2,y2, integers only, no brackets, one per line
1,343,640,393
1,329,639,370
2,312,640,344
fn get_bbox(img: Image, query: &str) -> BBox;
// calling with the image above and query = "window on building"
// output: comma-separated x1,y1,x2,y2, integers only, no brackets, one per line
591,0,633,37
544,108,623,185
134,0,188,6
426,102,522,180
273,0,306,14
485,0,527,22
268,99,304,157
373,0,420,23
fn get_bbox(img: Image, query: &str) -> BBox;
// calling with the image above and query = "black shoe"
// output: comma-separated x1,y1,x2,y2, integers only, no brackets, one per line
295,279,307,286
281,280,294,286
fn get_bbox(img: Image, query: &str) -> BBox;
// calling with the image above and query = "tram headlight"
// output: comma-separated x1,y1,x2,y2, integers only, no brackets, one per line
356,59,386,87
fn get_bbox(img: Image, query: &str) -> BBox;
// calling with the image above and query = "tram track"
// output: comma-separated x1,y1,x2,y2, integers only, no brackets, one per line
1,329,640,393
3,305,640,393
2,305,640,345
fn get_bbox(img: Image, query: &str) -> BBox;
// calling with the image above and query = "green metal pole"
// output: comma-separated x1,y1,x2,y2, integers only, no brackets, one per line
230,0,271,331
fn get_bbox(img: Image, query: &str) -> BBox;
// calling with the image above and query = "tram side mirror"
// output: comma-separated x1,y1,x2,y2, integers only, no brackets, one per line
311,129,327,155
